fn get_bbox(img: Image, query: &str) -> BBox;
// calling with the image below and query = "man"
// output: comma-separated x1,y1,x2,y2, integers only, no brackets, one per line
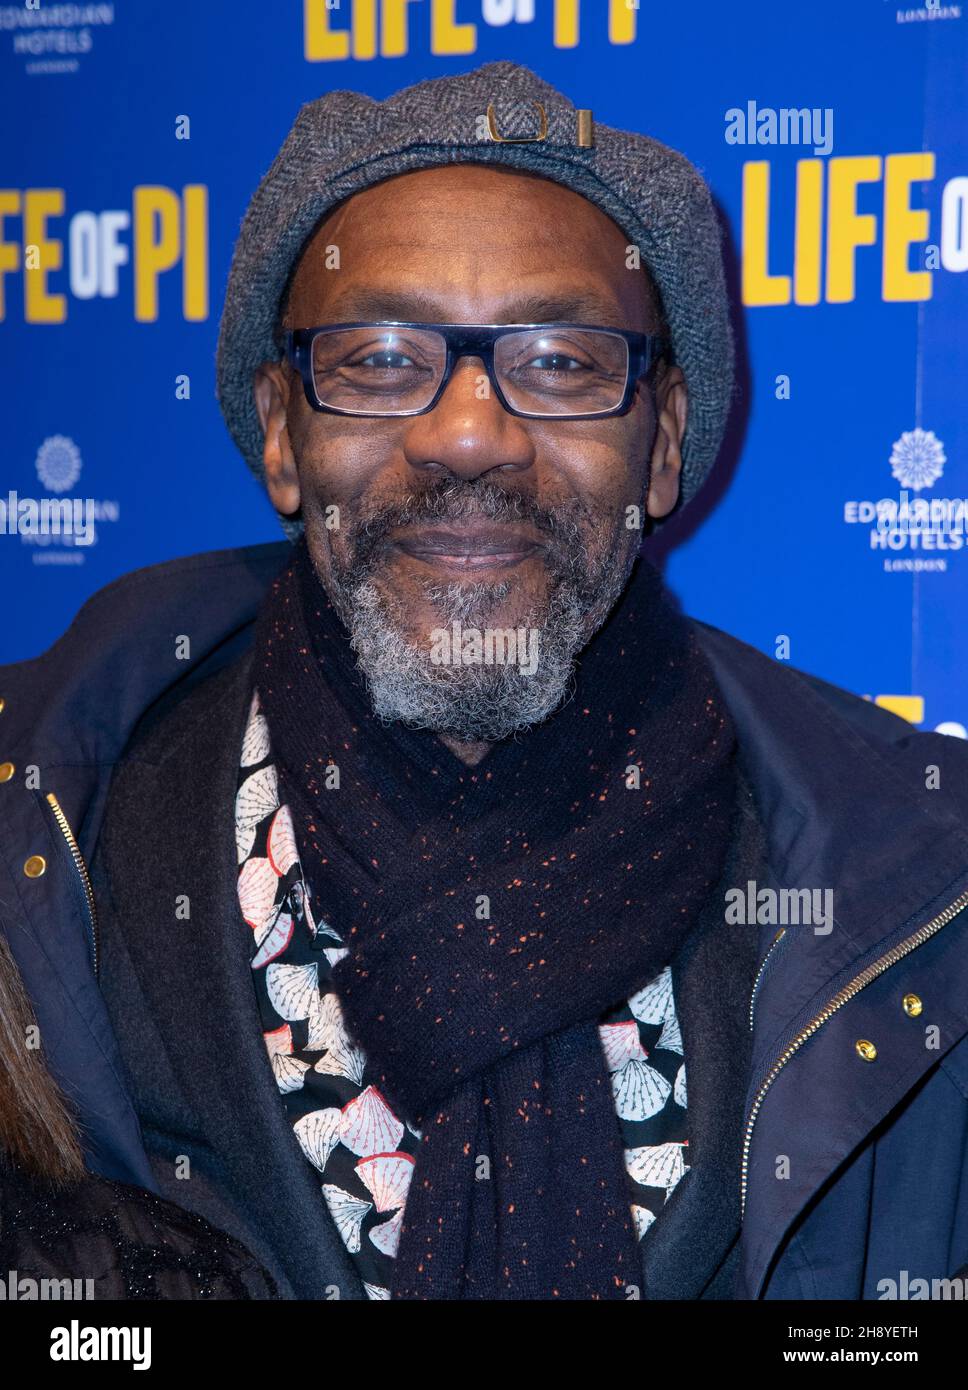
2,61,968,1302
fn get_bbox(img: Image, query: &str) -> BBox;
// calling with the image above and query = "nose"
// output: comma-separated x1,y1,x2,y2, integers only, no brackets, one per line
400,355,537,482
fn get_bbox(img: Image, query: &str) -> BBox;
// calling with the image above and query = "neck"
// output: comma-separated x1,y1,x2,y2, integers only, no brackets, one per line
437,732,492,766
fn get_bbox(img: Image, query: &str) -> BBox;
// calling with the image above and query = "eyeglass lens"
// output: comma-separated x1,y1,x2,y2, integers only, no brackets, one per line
309,327,631,416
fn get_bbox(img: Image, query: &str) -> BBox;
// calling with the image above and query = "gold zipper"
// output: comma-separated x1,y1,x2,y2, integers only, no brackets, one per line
748,928,786,1032
740,886,968,1218
45,791,100,978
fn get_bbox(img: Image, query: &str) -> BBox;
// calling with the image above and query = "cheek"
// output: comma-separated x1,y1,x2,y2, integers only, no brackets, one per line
295,420,400,515
540,416,650,520
295,425,406,582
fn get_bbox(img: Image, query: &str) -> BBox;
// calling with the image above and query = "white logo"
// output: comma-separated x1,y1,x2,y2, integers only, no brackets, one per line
889,428,946,491
35,435,82,494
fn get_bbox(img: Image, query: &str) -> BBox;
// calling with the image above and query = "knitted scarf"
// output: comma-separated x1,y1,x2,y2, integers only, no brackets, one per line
253,538,738,1300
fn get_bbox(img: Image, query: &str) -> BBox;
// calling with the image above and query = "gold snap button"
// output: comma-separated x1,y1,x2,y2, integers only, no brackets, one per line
902,993,923,1018
0,762,14,783
0,697,5,713
23,855,47,878
855,1039,878,1062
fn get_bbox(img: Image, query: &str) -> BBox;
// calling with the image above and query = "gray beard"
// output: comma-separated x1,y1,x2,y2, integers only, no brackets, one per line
344,575,586,742
320,480,636,744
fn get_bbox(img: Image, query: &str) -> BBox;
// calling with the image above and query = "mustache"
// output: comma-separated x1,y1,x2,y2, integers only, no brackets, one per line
341,478,589,575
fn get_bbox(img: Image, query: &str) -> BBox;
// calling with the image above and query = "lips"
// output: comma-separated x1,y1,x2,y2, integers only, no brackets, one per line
390,522,545,570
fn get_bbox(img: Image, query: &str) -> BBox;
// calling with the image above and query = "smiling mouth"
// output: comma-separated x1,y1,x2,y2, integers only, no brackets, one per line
389,523,546,571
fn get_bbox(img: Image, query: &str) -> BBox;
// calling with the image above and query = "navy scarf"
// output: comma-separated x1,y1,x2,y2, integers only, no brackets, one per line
253,538,738,1299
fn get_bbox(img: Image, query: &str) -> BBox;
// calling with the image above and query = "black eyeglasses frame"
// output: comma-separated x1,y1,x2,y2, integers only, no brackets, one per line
284,321,669,421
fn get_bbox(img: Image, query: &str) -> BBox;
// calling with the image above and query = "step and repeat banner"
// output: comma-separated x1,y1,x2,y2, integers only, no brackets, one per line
2,0,966,735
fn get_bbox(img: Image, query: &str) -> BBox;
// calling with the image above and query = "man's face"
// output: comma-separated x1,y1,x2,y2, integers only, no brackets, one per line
254,164,687,747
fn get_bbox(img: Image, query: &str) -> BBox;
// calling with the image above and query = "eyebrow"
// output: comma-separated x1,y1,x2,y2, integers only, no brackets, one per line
306,288,628,327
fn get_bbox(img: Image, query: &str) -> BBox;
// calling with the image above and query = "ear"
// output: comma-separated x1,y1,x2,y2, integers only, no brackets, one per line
646,366,688,519
254,362,301,517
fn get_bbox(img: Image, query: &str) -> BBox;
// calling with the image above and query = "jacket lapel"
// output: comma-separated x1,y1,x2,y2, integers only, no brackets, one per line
98,652,363,1300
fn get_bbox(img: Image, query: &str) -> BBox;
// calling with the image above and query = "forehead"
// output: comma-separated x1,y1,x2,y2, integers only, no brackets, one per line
284,164,657,330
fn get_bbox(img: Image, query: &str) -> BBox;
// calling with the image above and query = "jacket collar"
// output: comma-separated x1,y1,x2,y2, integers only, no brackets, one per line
1,543,292,862
95,650,365,1300
696,620,968,1073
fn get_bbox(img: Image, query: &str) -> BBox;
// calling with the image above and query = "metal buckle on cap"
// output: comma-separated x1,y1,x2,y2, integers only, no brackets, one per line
485,100,548,143
485,102,595,149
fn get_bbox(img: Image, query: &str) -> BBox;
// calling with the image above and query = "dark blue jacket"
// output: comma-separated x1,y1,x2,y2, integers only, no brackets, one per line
2,542,967,1299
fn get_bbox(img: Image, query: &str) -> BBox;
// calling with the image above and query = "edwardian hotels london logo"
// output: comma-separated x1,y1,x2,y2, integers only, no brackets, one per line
843,428,966,572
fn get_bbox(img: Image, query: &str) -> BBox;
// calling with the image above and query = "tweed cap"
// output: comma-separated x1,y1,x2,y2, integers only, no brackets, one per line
217,60,733,536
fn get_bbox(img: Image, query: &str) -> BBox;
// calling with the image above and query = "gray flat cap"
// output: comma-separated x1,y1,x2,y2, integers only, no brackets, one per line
217,60,733,537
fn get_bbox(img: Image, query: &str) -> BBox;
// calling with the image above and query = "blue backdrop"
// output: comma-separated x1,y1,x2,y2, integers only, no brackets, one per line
2,0,966,737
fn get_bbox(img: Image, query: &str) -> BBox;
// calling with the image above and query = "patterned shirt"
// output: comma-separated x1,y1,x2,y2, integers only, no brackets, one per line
236,689,690,1300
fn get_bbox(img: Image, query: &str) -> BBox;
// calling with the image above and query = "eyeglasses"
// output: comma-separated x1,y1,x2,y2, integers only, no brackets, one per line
285,322,668,421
